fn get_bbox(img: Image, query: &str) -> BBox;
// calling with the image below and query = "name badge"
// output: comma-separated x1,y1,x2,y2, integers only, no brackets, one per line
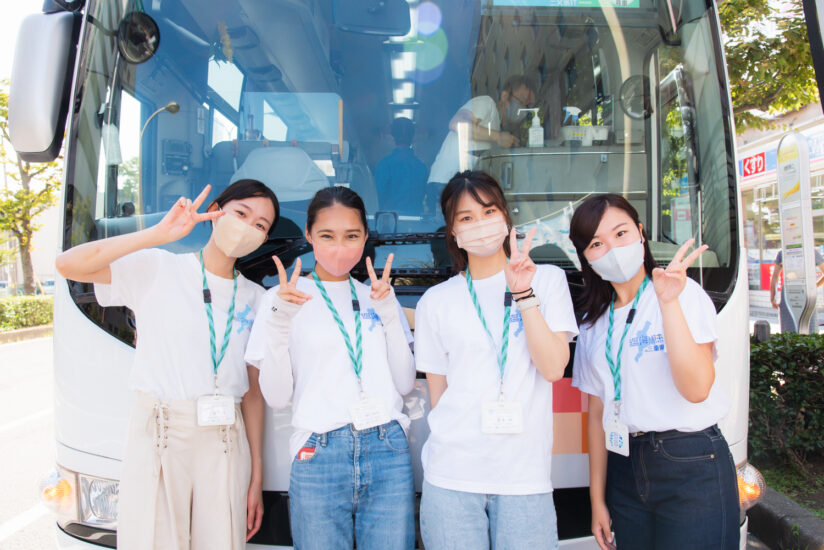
348,397,391,430
197,394,236,426
603,400,629,456
481,400,524,434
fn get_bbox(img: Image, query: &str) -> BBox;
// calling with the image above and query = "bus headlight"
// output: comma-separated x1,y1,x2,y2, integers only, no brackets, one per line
40,466,119,531
737,462,766,513
78,474,119,528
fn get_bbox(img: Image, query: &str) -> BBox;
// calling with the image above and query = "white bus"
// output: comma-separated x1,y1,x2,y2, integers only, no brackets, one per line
10,0,764,547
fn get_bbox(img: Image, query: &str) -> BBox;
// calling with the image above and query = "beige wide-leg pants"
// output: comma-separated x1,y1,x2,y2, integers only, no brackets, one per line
116,392,251,550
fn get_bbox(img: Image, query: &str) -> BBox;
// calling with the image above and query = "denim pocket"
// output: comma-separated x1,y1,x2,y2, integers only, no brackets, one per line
657,434,716,462
383,425,410,453
294,434,321,463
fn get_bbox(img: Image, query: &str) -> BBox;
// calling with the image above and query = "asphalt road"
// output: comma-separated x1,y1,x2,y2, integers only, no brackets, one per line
0,337,770,549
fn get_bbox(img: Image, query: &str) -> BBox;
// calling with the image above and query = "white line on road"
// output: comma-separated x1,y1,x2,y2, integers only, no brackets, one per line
0,504,49,543
0,409,53,434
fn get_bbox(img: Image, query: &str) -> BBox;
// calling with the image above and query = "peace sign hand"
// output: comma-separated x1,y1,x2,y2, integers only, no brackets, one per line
652,239,708,304
504,227,538,294
366,254,394,301
274,257,312,306
152,185,223,245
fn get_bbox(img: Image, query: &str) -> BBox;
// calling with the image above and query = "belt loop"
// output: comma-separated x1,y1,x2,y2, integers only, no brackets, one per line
319,432,327,447
379,424,386,440
648,431,656,447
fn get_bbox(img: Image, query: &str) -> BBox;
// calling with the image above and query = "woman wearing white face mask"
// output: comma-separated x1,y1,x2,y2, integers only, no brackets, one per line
569,194,738,550
245,186,416,550
55,179,278,549
415,171,578,550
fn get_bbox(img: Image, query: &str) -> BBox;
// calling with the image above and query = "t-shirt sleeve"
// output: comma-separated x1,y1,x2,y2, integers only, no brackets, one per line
678,280,719,361
464,96,499,128
245,289,276,369
93,248,165,310
536,266,579,340
571,325,603,397
398,302,414,345
413,290,449,375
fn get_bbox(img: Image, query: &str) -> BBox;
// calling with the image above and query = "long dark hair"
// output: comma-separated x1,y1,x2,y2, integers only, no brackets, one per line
440,170,512,273
210,179,280,236
306,186,368,233
569,194,657,325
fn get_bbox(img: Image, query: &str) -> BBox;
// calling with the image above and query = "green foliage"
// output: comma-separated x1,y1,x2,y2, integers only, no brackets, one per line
0,78,63,294
719,0,820,132
749,332,824,474
0,296,54,331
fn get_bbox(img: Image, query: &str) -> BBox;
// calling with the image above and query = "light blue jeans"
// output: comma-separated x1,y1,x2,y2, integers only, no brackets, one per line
420,480,559,550
288,421,415,550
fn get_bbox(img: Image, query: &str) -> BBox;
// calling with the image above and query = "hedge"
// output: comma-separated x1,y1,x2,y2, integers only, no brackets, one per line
749,332,824,471
0,296,54,331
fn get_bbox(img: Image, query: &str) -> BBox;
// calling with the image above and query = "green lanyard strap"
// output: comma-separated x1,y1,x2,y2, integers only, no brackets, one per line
312,269,364,381
605,277,649,402
465,270,512,386
199,251,237,378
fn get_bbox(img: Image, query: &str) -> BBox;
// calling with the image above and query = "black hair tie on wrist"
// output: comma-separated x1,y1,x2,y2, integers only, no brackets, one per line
511,287,533,296
515,289,536,302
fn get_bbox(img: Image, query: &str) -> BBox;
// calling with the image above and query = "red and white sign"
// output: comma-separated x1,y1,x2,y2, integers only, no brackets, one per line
743,152,766,177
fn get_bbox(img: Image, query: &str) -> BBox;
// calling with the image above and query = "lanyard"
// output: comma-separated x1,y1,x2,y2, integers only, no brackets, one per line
465,270,512,393
312,269,364,383
605,277,649,402
199,251,237,385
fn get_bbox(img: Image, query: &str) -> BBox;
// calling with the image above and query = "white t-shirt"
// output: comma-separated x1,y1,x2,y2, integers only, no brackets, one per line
415,265,579,495
245,277,414,461
572,278,730,433
428,96,500,184
94,248,264,401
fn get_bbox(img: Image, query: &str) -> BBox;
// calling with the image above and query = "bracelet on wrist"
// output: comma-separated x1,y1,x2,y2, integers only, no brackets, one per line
514,289,535,302
511,287,533,296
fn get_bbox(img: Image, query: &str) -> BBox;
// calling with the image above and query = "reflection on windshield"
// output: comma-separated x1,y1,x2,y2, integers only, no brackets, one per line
71,0,735,292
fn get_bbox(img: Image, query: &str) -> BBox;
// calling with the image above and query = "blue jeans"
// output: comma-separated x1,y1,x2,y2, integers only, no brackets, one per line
606,424,740,550
289,421,415,550
420,480,559,550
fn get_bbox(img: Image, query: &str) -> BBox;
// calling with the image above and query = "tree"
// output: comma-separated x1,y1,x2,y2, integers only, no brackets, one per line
0,79,62,295
719,0,820,132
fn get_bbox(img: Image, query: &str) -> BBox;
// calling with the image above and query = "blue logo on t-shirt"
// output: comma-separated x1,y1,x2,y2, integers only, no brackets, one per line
234,304,253,333
362,308,382,332
510,310,524,337
629,320,665,361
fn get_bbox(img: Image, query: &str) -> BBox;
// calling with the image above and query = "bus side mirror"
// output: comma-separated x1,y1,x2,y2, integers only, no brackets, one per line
9,11,81,163
803,0,824,115
333,0,411,36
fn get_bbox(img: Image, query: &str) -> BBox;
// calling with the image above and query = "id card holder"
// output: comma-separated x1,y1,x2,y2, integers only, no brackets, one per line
348,397,391,430
481,400,524,434
197,394,236,426
604,401,629,456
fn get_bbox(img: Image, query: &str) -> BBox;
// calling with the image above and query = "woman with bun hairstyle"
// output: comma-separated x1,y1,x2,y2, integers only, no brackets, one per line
245,186,416,550
569,193,738,550
55,179,279,549
414,170,578,549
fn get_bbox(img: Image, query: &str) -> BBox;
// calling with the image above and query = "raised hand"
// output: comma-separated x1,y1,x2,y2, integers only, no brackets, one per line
652,238,708,304
274,256,312,306
504,227,537,294
152,185,224,244
365,254,394,301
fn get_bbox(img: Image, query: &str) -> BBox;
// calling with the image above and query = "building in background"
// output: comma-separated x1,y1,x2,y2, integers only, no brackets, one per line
737,103,824,331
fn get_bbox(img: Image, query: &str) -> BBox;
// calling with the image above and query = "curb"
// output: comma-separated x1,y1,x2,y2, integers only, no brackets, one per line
0,325,53,345
748,487,824,550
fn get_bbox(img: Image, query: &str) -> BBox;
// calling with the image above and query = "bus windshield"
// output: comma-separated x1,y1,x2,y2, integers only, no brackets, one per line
66,0,736,295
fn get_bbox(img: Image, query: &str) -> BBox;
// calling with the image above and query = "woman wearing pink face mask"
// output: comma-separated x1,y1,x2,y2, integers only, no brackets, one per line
244,186,416,550
414,171,578,549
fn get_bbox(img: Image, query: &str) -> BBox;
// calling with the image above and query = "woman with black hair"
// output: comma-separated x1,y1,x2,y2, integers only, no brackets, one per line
245,186,416,550
414,171,577,549
55,179,280,549
569,193,738,550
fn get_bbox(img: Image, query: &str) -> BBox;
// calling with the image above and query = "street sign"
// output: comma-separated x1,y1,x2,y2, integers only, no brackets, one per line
777,132,817,333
